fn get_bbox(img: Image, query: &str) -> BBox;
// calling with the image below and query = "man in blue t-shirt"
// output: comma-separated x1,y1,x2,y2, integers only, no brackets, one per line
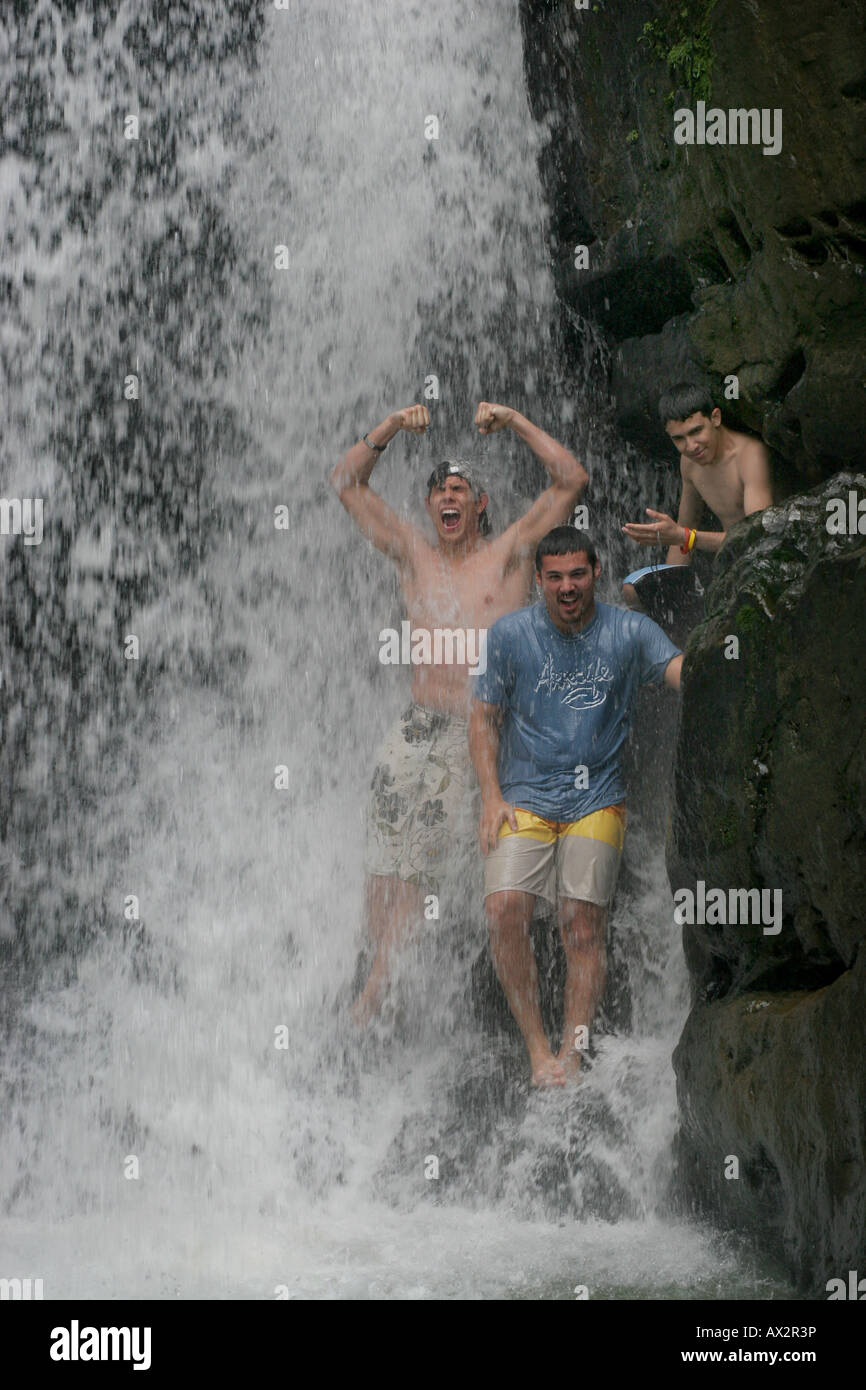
469,525,682,1088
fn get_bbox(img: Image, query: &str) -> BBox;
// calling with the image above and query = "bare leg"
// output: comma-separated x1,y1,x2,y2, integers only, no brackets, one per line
556,898,608,1082
351,874,425,1026
486,889,564,1087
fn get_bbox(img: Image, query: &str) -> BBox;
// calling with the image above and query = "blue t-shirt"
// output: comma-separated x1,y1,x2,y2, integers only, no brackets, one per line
472,600,680,821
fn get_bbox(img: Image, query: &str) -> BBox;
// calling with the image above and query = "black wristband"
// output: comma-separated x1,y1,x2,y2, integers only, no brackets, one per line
362,433,386,453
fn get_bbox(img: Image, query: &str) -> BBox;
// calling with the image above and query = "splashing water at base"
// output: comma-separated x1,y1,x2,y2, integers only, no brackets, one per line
0,0,794,1299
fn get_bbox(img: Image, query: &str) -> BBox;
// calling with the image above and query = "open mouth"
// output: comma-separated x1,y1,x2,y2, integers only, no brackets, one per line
559,594,579,611
440,509,461,531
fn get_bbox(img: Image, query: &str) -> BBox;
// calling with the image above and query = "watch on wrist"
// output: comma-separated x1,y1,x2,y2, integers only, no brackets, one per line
362,433,386,453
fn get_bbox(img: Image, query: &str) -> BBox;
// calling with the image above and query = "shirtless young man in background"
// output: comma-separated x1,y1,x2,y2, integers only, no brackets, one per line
330,401,587,1024
621,383,773,611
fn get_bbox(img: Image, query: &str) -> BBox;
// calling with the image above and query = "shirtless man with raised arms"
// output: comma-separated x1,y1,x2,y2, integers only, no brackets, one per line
621,383,773,611
331,402,587,1024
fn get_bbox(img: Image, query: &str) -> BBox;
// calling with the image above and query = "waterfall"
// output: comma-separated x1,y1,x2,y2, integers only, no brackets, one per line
0,0,791,1298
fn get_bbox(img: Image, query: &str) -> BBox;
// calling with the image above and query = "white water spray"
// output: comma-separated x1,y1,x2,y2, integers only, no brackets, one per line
0,0,787,1299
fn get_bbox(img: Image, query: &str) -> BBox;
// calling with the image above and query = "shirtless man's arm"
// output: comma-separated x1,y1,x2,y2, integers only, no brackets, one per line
329,405,430,563
665,469,720,565
623,437,773,563
623,470,723,564
474,403,588,566
740,437,774,515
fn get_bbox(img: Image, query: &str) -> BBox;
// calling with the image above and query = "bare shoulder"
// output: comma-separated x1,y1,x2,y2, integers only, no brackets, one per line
728,430,773,511
680,454,695,481
735,437,772,505
731,429,770,472
401,525,439,573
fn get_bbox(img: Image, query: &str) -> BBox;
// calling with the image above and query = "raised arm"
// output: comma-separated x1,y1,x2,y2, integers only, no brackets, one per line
474,403,588,561
330,405,429,563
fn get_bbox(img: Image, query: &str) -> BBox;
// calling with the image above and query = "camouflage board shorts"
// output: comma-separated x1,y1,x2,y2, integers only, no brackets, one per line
365,703,478,893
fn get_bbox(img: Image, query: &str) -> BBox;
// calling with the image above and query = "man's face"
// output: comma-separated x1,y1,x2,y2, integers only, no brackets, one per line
537,550,600,630
665,408,722,463
426,476,487,543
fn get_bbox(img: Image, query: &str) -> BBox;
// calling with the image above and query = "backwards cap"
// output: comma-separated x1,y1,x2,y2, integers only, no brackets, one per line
426,459,490,535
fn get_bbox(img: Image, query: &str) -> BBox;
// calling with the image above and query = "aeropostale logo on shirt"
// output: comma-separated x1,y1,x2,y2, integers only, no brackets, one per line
533,653,613,709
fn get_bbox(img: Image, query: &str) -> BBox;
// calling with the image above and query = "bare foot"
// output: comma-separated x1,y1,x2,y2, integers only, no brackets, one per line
557,1049,585,1085
530,1052,566,1088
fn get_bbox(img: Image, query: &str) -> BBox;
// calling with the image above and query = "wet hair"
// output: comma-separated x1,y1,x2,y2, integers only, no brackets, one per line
535,526,598,574
426,459,490,536
658,383,716,425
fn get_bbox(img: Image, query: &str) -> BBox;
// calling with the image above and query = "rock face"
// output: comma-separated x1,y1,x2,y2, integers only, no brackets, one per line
668,474,866,1287
521,0,866,1290
519,0,866,486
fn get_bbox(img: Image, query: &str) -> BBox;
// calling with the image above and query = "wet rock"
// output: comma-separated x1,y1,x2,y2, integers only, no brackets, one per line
668,473,866,1286
520,0,866,486
669,473,866,991
674,956,866,1289
375,1046,634,1221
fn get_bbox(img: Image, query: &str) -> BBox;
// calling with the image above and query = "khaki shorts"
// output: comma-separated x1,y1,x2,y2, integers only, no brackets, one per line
483,805,626,907
365,703,477,893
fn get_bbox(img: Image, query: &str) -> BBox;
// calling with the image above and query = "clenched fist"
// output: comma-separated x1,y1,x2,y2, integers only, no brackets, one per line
392,404,430,434
474,402,514,435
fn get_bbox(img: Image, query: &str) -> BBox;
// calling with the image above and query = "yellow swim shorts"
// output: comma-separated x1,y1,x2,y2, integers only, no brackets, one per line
483,804,626,907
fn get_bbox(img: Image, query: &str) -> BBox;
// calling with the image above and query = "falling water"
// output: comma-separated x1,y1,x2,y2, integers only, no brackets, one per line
0,0,794,1298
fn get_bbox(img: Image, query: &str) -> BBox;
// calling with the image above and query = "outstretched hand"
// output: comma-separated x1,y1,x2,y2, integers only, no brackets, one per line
393,404,430,434
622,508,681,547
474,402,514,435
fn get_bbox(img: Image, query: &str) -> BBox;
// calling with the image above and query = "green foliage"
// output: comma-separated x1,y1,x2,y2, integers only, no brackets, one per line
626,129,639,144
735,604,763,632
640,1,717,104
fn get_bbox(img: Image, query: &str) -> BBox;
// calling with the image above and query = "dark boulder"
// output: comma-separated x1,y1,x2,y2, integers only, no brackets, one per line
668,473,866,1287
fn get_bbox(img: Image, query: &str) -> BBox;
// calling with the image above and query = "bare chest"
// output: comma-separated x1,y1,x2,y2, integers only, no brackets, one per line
690,457,745,528
403,548,531,630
